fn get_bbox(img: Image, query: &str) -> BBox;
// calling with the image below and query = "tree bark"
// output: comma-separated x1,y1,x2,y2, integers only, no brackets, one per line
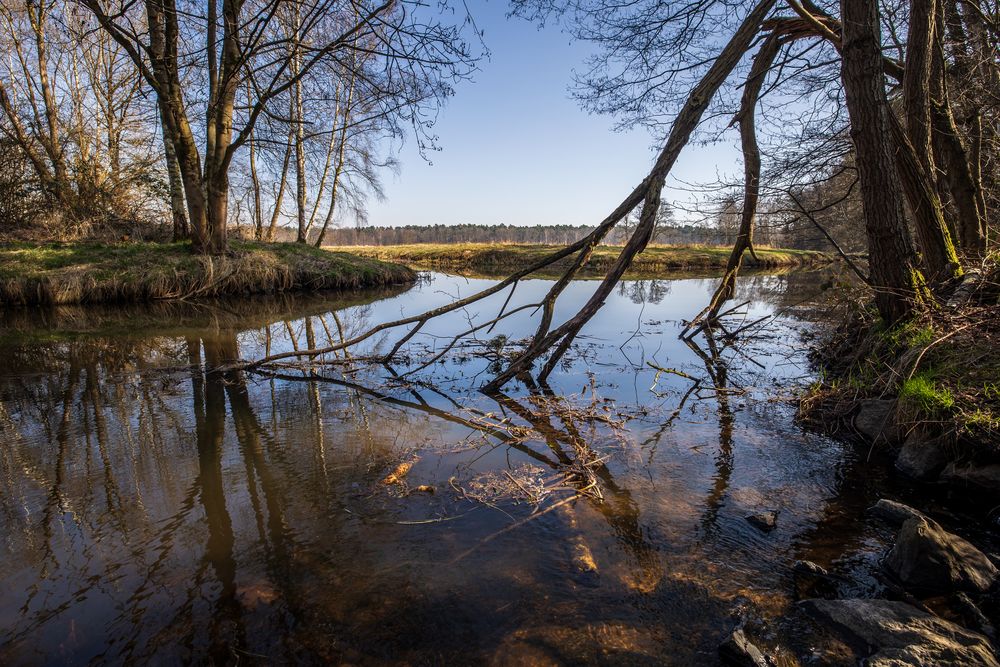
898,0,963,280
930,1,986,252
691,32,781,328
160,105,189,240
889,113,962,281
840,0,928,322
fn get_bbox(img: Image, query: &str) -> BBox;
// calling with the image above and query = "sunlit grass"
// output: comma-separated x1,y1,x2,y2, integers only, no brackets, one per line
0,240,415,305
899,372,955,416
326,242,829,276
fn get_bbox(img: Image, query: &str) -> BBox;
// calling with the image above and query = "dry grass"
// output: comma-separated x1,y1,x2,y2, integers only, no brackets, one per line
325,242,831,277
0,240,415,306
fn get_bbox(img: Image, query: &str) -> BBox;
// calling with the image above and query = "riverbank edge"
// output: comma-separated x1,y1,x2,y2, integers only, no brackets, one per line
0,240,417,306
797,261,1000,492
720,268,1000,664
325,242,832,275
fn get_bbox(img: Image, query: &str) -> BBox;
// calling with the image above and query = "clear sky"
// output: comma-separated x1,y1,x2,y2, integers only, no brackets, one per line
365,1,739,228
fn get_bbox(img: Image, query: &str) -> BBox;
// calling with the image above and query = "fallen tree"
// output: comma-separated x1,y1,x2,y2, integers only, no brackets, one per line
244,0,996,391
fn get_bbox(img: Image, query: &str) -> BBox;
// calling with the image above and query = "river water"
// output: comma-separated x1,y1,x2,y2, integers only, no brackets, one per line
0,270,919,664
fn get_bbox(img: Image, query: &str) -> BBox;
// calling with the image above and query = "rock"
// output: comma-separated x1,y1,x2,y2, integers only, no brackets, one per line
886,517,998,593
941,462,1000,491
793,560,829,577
572,541,598,574
718,628,772,667
924,593,996,640
896,428,952,480
802,598,1000,666
745,510,778,532
868,499,927,526
792,560,839,600
954,592,997,639
853,399,897,443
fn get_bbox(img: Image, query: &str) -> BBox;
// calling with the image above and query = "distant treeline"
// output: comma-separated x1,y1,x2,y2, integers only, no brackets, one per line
319,223,734,247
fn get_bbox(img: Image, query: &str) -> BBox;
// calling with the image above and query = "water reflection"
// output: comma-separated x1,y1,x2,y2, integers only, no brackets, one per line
0,269,907,664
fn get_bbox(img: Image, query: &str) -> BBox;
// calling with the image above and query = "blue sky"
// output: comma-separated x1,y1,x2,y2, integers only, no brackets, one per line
366,2,739,228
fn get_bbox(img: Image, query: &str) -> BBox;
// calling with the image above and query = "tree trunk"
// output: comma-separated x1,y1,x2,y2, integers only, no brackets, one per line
314,77,356,247
267,119,296,242
889,114,962,281
293,8,308,244
898,0,962,280
483,0,778,390
206,171,229,255
693,33,781,327
931,0,986,252
145,0,209,251
161,108,189,240
840,0,928,322
249,129,263,241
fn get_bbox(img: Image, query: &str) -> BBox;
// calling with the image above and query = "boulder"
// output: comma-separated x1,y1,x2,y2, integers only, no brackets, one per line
853,399,897,443
718,628,772,667
802,598,999,666
745,510,778,532
792,560,840,600
895,428,952,480
941,463,1000,491
953,592,997,639
868,499,927,526
886,517,998,593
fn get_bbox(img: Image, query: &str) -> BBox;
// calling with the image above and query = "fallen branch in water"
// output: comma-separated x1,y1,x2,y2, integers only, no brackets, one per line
239,0,779,391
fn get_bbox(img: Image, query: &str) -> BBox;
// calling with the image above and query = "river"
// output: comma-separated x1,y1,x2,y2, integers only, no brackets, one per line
0,269,925,664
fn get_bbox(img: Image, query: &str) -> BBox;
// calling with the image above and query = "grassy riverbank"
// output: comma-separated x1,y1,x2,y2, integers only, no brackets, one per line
0,240,416,306
326,242,830,276
800,257,1000,487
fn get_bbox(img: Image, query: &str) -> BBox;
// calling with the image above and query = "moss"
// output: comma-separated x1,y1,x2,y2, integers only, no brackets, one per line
0,240,415,305
899,372,955,416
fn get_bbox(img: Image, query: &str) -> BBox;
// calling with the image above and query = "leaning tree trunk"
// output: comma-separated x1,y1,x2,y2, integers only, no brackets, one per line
840,0,928,323
889,114,963,282
482,0,778,390
931,0,986,253
688,32,781,330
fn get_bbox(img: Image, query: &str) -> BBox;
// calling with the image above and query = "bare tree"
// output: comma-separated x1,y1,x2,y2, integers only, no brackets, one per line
78,0,478,253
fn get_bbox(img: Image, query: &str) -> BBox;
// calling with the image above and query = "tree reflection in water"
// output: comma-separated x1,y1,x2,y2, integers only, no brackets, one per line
0,271,890,664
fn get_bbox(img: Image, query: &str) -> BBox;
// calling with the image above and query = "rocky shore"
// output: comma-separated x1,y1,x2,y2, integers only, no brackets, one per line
720,498,1000,665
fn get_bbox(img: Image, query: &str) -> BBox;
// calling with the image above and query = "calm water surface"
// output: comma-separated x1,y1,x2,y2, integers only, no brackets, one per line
0,270,909,664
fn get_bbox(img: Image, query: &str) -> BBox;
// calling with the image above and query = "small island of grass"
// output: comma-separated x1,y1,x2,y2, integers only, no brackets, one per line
0,240,416,306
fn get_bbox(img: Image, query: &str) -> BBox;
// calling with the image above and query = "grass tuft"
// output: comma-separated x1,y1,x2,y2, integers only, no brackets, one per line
899,373,955,416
